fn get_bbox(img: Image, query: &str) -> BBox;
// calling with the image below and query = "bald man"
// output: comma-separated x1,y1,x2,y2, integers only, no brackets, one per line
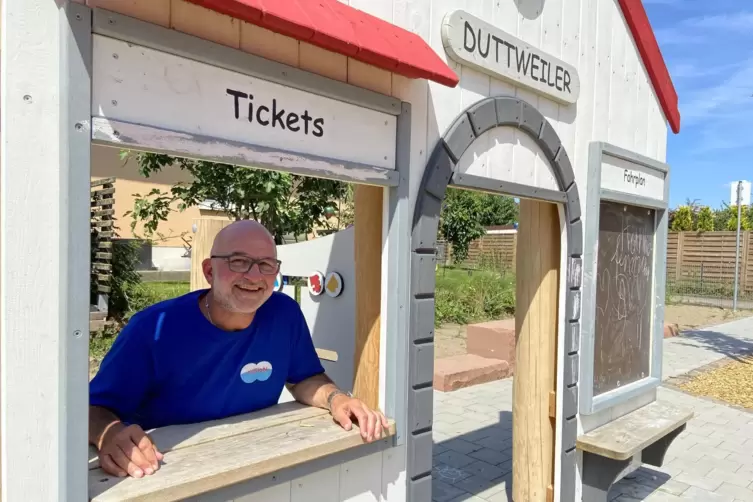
89,220,388,479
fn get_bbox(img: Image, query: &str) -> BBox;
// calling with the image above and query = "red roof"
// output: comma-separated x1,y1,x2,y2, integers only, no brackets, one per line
189,0,679,134
186,0,460,88
619,0,681,134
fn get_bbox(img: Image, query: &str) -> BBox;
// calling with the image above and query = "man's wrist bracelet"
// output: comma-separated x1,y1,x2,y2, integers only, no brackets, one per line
326,389,352,410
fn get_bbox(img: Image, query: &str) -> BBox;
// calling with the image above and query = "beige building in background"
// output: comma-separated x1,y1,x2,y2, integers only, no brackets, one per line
91,144,230,270
90,144,346,270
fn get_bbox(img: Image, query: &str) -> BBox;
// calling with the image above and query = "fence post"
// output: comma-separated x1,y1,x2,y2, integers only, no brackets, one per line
743,231,751,297
700,262,704,293
675,232,685,281
734,182,743,311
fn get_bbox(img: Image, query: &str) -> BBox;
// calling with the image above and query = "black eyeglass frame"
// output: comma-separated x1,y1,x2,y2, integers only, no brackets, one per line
210,254,282,275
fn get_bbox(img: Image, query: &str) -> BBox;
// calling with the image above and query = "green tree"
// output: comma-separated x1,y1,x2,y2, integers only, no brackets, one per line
440,189,485,264
123,152,348,244
713,204,730,231
726,205,751,231
670,205,693,231
695,206,714,232
477,193,519,227
439,189,518,264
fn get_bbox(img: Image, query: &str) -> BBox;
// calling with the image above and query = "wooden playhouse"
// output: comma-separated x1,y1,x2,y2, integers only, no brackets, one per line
1,0,691,501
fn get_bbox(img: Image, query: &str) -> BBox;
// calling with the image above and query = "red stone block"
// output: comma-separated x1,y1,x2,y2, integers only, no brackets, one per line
663,322,680,338
466,319,516,372
433,354,511,392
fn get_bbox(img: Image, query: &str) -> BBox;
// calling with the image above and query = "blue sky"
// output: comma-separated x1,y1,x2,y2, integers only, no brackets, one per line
643,0,753,209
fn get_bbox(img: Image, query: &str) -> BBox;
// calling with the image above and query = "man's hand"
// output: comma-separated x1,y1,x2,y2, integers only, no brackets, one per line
97,422,163,478
330,395,389,442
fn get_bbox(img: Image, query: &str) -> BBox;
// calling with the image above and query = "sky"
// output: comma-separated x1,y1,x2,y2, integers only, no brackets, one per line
643,0,753,209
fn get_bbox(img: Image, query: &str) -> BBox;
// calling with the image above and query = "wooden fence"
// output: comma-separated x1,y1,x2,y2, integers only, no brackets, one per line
441,233,517,271
667,231,753,292
444,231,753,294
91,177,115,313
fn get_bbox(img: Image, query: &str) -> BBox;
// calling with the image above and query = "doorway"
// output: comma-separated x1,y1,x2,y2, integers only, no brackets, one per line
408,96,583,502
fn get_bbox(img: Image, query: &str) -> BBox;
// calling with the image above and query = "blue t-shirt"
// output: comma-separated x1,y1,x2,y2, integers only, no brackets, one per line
89,290,325,430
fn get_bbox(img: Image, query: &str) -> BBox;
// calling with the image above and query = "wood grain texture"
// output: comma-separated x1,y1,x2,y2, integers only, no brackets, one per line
86,0,170,27
299,42,348,83
89,407,396,501
576,401,693,460
347,59,392,96
190,218,233,291
513,200,559,502
170,0,240,49
353,185,383,410
88,402,327,469
240,23,299,68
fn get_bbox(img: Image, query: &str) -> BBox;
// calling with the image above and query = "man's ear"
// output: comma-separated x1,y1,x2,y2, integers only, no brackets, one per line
202,258,213,284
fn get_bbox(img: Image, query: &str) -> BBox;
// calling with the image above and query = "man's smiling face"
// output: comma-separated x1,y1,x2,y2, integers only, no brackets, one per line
203,221,278,314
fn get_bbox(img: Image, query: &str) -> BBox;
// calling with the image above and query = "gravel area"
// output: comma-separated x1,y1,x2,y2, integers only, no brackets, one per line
675,355,753,411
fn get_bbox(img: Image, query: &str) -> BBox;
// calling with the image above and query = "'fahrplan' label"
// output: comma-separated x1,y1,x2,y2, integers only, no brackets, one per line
624,169,646,188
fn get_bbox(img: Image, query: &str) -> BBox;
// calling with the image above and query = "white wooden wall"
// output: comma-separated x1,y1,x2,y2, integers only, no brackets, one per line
457,126,560,191
69,2,669,502
367,0,669,214
227,446,406,502
274,228,356,404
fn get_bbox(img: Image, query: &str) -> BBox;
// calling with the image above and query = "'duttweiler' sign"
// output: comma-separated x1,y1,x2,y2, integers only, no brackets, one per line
441,10,581,105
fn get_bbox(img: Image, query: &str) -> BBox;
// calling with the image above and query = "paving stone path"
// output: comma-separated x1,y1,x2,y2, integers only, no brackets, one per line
432,316,753,501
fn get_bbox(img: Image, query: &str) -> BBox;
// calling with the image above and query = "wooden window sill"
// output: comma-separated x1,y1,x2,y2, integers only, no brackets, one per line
88,402,396,502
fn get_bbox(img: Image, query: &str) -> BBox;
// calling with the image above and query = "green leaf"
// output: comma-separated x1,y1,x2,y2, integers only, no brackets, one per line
125,150,349,243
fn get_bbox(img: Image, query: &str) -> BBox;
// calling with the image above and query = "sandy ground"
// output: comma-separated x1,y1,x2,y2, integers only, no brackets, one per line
663,304,752,332
435,304,753,360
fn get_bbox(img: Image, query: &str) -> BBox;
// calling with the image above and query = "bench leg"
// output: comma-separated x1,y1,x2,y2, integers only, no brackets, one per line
642,424,686,468
582,452,631,502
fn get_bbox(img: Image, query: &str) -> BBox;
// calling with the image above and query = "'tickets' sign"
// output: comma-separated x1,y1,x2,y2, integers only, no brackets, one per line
441,10,581,105
92,36,397,170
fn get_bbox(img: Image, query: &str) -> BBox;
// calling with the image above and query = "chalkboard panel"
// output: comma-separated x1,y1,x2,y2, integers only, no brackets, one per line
593,201,655,396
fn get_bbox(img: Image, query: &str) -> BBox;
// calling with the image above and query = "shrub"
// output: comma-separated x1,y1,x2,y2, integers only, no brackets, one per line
434,267,515,326
695,206,713,232
670,206,693,231
107,239,144,320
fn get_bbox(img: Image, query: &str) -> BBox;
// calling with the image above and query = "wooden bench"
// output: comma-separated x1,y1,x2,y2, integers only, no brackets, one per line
88,402,395,502
576,401,693,501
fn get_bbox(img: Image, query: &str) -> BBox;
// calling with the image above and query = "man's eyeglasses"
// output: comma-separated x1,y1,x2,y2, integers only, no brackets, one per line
211,254,281,275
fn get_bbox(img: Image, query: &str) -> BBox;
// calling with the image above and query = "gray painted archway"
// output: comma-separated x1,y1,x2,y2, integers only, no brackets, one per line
406,96,583,501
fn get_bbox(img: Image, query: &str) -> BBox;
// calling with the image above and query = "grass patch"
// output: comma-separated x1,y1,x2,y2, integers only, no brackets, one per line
435,267,515,326
90,281,190,371
126,281,191,317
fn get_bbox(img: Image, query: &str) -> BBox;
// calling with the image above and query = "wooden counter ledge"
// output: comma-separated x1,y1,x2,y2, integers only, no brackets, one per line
88,402,396,502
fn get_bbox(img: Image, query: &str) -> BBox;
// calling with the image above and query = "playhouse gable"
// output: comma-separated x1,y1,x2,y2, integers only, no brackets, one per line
617,0,680,134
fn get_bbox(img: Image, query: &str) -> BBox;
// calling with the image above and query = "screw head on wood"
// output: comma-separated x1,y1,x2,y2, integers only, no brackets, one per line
23,94,32,103
73,330,82,338
75,123,84,132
